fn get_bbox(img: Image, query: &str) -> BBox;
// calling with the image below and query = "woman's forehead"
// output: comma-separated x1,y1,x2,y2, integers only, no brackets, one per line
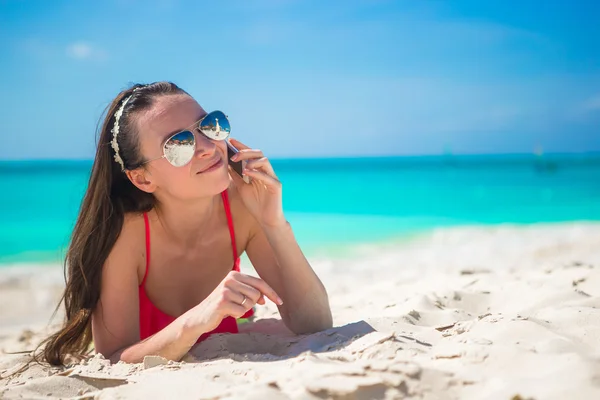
136,94,206,138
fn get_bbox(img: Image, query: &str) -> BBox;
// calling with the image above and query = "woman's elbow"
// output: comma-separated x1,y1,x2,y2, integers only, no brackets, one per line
98,345,137,365
285,309,333,335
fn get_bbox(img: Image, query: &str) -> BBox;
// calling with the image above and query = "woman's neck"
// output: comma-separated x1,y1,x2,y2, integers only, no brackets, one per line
153,192,223,247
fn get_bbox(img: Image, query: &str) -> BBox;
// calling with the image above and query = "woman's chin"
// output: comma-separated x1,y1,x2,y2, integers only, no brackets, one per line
208,169,234,193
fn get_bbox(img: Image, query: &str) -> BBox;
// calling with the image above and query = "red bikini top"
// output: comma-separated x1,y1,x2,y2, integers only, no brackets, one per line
138,189,253,342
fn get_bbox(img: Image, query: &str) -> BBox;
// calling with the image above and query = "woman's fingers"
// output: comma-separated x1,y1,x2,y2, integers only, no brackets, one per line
243,168,282,189
237,273,283,306
244,157,277,177
228,164,248,186
258,294,266,305
227,140,280,183
231,281,262,308
225,303,249,319
224,271,281,307
231,149,264,162
229,138,250,150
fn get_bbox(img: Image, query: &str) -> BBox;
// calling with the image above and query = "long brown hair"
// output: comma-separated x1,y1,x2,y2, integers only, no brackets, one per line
37,81,187,366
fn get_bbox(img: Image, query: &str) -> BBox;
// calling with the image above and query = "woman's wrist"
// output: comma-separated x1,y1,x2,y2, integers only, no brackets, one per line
260,217,289,232
177,314,208,346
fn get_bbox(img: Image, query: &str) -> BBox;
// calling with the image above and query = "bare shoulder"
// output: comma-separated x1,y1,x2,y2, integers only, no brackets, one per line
105,212,147,284
122,211,147,239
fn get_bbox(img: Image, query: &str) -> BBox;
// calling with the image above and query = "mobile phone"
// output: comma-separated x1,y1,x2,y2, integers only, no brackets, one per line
226,140,251,184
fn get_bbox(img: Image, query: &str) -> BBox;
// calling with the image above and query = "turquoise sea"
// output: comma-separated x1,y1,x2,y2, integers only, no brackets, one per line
0,153,599,264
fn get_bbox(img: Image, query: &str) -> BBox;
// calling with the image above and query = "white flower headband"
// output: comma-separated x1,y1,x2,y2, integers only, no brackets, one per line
110,87,143,171
110,95,132,171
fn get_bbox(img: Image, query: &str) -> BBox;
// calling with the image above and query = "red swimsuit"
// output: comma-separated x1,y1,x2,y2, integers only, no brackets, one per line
138,189,253,342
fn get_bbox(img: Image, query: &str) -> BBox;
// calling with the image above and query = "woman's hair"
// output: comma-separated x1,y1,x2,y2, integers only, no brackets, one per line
37,81,188,366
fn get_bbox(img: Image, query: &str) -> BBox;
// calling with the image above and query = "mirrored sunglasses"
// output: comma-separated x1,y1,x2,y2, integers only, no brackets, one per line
142,110,231,167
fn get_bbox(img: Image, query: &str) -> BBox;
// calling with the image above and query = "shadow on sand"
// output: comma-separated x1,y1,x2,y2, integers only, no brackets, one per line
188,319,379,362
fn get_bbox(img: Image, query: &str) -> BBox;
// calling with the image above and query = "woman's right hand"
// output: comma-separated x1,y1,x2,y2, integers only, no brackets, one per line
182,271,284,335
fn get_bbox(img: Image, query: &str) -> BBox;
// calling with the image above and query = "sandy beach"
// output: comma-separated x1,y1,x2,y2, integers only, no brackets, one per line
1,222,600,399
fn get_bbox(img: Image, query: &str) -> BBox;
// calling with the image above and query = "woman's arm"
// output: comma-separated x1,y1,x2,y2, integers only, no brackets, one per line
94,305,208,364
245,218,333,334
91,215,207,363
225,138,332,334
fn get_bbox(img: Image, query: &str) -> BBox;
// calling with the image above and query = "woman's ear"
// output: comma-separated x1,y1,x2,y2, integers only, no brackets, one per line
125,169,157,193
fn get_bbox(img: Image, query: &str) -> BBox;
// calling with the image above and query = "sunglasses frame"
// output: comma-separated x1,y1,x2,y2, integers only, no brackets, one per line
139,110,231,168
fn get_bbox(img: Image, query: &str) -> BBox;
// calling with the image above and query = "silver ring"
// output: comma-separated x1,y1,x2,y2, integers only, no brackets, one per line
241,295,247,306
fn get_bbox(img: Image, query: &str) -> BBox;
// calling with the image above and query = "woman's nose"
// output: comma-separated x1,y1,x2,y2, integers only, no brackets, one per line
193,131,218,158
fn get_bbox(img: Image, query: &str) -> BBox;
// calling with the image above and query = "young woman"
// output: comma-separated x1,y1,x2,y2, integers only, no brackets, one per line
41,81,332,366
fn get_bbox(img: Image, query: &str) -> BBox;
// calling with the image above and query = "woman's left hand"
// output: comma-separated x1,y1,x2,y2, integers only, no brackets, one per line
227,138,285,228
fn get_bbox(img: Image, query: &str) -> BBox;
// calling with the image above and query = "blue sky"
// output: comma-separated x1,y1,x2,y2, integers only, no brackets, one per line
0,0,599,159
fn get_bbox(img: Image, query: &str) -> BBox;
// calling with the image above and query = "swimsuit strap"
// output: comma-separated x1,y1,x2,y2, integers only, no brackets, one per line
221,190,239,262
141,212,151,287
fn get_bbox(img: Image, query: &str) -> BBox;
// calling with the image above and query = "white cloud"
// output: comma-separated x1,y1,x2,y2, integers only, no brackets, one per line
581,95,600,112
67,43,91,59
566,94,600,122
66,42,107,61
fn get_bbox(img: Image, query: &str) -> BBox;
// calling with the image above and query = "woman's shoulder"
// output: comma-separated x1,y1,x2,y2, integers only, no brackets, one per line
105,212,147,283
121,211,148,242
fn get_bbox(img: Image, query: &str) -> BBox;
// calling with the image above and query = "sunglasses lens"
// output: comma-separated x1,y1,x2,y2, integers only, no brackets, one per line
164,130,195,167
199,111,230,140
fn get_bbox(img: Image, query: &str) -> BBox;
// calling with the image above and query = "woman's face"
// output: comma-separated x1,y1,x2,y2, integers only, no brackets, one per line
133,94,230,199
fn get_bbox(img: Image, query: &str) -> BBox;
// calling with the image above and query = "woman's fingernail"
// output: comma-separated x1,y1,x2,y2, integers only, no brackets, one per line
277,297,283,305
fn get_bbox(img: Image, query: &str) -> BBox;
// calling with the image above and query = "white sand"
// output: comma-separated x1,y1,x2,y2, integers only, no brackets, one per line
1,222,600,400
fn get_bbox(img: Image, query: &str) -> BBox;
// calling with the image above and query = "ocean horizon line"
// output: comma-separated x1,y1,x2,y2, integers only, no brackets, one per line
1,150,600,165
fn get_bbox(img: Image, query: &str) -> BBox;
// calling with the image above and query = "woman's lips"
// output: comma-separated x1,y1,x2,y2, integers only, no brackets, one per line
197,158,223,174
